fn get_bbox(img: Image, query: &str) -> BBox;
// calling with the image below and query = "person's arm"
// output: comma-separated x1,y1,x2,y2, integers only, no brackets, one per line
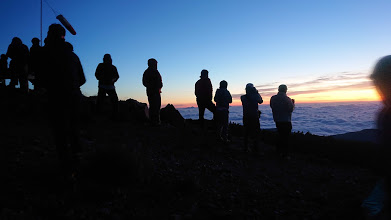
95,63,103,81
155,70,163,89
258,93,264,104
78,57,86,86
228,91,232,104
112,66,119,83
214,90,219,103
142,70,147,87
195,81,198,96
287,97,295,112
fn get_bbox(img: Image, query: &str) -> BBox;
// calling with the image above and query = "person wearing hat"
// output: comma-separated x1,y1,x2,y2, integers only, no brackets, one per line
195,69,216,124
29,37,42,89
270,84,295,155
214,80,232,143
241,83,263,151
95,53,119,119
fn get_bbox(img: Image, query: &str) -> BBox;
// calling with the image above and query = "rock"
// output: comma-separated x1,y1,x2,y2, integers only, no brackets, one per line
160,104,184,128
125,98,149,122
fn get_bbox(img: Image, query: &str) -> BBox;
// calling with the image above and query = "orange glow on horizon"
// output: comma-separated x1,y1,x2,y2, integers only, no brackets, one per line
162,88,381,108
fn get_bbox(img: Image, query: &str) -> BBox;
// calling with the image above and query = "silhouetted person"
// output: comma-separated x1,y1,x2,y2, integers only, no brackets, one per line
195,69,216,123
37,24,86,177
270,84,295,155
214,80,232,142
0,54,8,87
95,54,119,119
361,55,391,219
29,37,42,89
6,37,29,92
142,58,163,126
241,83,263,152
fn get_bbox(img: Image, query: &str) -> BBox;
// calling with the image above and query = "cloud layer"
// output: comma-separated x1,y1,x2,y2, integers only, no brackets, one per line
232,72,374,100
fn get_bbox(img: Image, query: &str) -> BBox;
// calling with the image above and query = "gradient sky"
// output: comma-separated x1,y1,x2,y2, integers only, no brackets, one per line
1,0,389,107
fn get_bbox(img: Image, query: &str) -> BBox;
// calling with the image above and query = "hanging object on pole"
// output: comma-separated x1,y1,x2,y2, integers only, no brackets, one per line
56,14,76,35
43,0,77,35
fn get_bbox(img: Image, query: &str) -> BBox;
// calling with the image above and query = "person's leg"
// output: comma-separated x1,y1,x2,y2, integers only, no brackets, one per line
252,120,260,152
205,100,216,114
244,125,249,150
69,93,82,173
107,89,119,117
19,64,29,93
276,122,283,154
70,93,81,154
276,122,292,155
221,109,229,141
96,87,106,113
148,93,161,125
197,99,206,120
50,99,71,175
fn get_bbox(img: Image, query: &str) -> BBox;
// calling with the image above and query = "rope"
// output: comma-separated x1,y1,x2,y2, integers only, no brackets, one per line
43,0,59,16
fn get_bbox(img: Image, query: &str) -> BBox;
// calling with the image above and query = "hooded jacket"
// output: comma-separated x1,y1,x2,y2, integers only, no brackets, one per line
95,62,119,87
270,92,295,122
195,78,213,101
38,38,85,96
241,91,263,120
214,88,232,109
142,67,163,96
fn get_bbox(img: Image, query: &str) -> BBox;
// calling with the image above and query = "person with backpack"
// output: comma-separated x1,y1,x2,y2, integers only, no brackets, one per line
241,83,263,151
214,80,232,143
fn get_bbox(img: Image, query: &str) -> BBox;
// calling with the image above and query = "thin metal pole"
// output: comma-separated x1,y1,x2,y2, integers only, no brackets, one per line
40,0,42,46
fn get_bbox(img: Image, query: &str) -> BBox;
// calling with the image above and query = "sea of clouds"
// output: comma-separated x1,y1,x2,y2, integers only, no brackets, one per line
177,102,383,136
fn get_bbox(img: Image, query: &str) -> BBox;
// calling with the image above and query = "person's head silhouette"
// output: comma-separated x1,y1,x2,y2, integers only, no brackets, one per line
371,55,391,105
148,58,158,69
245,83,256,94
278,84,288,93
220,80,228,89
103,54,112,64
11,37,22,46
47,24,66,42
200,69,208,79
31,37,40,46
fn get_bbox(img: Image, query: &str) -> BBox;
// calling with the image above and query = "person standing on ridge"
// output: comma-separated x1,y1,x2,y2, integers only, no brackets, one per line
195,69,216,125
214,80,232,143
241,83,263,152
95,54,119,119
29,37,43,90
142,58,163,126
36,23,86,178
6,37,29,92
0,54,8,88
270,84,295,155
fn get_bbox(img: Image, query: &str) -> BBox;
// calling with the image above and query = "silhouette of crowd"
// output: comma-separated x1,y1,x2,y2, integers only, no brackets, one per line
0,23,297,173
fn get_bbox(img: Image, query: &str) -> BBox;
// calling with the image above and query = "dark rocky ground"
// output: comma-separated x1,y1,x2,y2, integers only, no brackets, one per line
0,89,382,219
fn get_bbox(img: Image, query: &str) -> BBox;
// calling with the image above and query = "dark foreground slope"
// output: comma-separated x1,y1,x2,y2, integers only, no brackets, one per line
0,89,380,219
